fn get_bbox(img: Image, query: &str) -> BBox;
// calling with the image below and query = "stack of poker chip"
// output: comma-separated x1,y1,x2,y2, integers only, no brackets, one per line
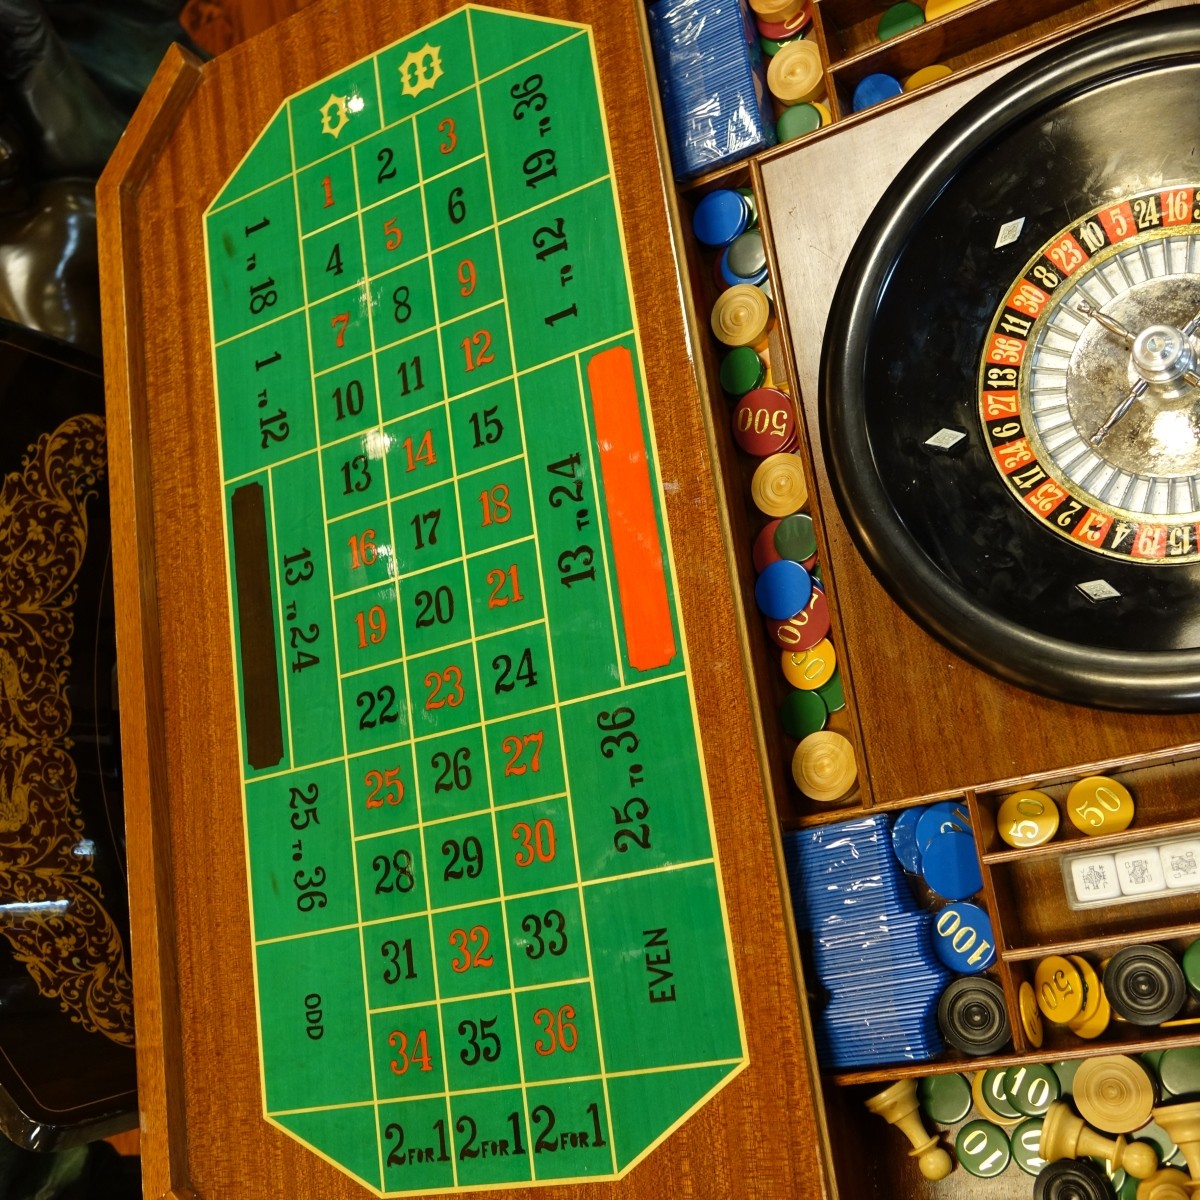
783,815,949,1068
695,185,856,806
647,0,776,180
753,2,833,142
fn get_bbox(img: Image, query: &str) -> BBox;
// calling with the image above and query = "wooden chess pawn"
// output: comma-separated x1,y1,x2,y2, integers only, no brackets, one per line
1152,1102,1200,1185
1041,1101,1159,1179
864,1078,953,1181
1137,1167,1196,1200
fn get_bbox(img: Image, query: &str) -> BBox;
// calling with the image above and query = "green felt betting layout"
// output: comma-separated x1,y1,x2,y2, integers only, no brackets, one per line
204,6,746,1195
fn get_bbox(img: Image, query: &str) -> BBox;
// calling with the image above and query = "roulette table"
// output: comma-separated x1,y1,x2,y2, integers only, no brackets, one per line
96,0,1200,1197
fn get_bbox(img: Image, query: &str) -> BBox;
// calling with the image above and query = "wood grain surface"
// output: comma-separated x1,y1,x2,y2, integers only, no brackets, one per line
97,3,826,1199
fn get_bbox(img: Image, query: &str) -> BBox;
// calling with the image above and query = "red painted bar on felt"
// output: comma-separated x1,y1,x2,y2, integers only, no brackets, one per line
587,345,676,671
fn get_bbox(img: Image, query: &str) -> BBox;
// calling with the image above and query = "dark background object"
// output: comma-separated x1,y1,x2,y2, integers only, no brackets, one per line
0,319,136,1153
0,0,204,354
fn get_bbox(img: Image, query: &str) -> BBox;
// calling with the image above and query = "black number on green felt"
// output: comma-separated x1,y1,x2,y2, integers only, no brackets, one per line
532,217,567,260
283,547,314,585
457,1018,500,1067
410,508,440,549
294,866,327,912
415,586,454,627
356,684,399,730
448,186,466,225
521,908,566,959
384,1122,405,1166
397,354,424,397
332,379,364,421
393,285,411,324
340,454,371,495
442,835,483,880
380,937,416,984
510,74,545,118
377,146,396,185
548,479,583,507
531,1105,557,1155
288,783,319,830
469,405,502,448
492,647,537,693
326,243,344,276
612,797,651,854
432,746,472,792
374,849,415,895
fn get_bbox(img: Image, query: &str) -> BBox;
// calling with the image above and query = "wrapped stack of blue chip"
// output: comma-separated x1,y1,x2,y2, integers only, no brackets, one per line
783,814,950,1068
647,0,777,180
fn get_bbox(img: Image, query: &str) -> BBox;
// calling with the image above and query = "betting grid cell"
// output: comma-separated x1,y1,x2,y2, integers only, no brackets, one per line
206,10,747,1194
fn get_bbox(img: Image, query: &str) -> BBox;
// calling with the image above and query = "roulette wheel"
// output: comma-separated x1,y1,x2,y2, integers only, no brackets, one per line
822,8,1200,711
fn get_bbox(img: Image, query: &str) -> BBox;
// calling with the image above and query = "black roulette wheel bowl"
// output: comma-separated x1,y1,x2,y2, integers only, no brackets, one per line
821,9,1200,711
0,320,136,1148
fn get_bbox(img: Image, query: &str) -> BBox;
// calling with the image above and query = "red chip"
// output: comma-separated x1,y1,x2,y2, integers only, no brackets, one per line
733,387,797,456
764,585,829,651
753,519,783,572
756,3,812,41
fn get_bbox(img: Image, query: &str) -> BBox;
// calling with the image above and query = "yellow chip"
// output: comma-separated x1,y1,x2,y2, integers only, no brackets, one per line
767,38,823,105
1066,775,1134,836
1067,989,1111,1040
749,0,807,19
1035,954,1085,1024
751,452,808,517
791,731,856,802
903,63,953,91
997,789,1059,849
711,283,771,347
924,0,976,16
970,1070,1021,1127
1018,980,1043,1049
1067,955,1101,1026
781,638,835,689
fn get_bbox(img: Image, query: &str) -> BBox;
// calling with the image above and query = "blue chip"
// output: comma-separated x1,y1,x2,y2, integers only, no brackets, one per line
931,902,995,974
852,71,903,112
922,831,983,901
914,801,970,855
692,188,750,246
891,806,926,872
754,559,812,620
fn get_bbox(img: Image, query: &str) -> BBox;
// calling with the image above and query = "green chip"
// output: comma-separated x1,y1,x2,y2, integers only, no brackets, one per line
775,513,817,563
1182,937,1200,999
1010,1117,1046,1175
1141,1050,1167,1086
1053,1059,1082,1096
1158,1047,1200,1099
778,102,824,143
719,345,766,397
955,1119,1010,1178
878,1,924,41
761,33,801,56
779,689,826,739
981,1068,1021,1120
918,1072,971,1126
816,669,845,712
1003,1062,1059,1116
